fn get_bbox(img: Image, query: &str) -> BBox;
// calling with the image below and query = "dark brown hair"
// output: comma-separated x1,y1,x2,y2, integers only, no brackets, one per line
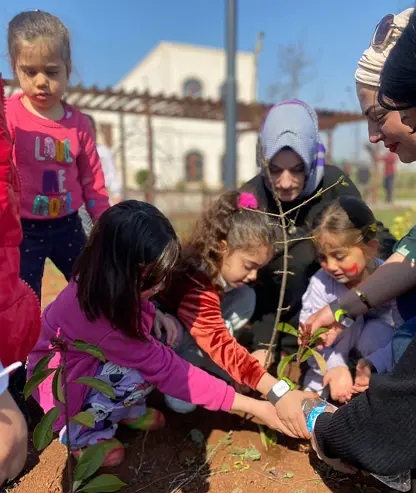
73,201,180,340
312,196,378,253
378,9,416,111
181,190,279,291
8,10,72,75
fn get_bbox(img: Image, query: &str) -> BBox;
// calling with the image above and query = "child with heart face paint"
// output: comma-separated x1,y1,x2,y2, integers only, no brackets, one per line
299,196,401,403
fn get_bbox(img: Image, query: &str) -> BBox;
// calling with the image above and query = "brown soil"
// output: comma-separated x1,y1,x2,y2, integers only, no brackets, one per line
5,263,388,493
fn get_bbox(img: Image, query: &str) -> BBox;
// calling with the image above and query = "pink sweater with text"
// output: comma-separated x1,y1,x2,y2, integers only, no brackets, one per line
6,93,109,220
28,281,235,431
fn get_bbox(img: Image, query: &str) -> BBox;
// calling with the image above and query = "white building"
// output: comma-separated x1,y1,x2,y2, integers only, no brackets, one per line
94,41,258,191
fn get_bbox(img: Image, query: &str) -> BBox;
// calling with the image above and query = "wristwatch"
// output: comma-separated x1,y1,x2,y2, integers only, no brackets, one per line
329,300,355,328
352,288,372,310
267,377,295,405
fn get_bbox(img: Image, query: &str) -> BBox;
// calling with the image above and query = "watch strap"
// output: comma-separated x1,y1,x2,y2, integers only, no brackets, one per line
352,288,372,310
329,300,355,327
267,377,295,405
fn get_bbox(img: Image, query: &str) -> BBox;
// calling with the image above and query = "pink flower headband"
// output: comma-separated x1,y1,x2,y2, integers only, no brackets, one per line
237,192,258,210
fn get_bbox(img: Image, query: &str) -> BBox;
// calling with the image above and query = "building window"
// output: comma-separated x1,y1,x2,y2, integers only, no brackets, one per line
183,78,202,98
185,151,204,182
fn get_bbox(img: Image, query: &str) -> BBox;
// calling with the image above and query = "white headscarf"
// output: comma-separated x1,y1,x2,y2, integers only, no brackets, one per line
355,8,413,88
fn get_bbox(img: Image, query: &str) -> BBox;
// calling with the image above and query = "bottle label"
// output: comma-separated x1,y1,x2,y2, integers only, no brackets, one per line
306,403,328,433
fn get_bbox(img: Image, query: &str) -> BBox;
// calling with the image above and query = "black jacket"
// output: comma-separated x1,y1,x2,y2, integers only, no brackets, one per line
241,165,396,349
315,335,416,480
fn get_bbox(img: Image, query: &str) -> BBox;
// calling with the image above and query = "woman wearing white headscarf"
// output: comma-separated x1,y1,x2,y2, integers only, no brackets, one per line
306,10,416,488
240,100,394,358
356,8,416,163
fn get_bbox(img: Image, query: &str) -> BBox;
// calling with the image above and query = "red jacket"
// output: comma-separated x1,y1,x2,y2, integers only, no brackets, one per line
160,268,266,389
0,76,40,367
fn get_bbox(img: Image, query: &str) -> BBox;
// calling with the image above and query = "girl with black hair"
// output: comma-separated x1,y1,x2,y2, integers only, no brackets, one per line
28,200,298,468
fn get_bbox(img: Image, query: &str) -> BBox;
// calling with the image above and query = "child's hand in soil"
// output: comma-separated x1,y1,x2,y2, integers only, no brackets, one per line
323,366,353,403
253,399,309,439
352,358,372,394
153,310,179,347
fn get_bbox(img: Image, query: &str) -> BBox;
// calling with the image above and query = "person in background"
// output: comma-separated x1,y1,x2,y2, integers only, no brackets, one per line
85,115,121,204
240,100,395,362
79,114,122,235
6,11,110,300
378,151,397,203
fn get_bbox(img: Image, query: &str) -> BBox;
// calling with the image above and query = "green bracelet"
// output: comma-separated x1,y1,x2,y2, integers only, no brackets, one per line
329,300,355,327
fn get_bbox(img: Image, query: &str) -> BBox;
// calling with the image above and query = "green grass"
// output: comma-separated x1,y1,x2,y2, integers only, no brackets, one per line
374,208,416,231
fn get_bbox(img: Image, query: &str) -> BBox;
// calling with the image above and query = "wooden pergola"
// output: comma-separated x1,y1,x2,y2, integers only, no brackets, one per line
4,79,364,201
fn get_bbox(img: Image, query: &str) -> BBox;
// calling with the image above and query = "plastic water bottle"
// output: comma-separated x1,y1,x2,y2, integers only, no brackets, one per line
302,397,337,433
371,472,411,492
302,398,411,492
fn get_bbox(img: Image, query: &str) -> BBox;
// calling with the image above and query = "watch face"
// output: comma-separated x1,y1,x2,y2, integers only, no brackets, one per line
273,380,290,398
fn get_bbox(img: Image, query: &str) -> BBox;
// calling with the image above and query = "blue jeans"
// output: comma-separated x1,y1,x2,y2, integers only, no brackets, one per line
20,212,86,299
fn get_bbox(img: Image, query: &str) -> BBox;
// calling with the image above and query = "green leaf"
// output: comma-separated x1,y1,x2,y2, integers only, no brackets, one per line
33,407,60,451
258,424,278,450
71,411,95,428
32,353,55,374
72,340,106,362
218,431,233,446
244,447,261,461
74,441,120,485
276,322,299,337
299,348,313,363
52,365,65,404
78,474,126,492
309,327,329,346
277,353,296,380
283,471,295,479
24,368,56,400
231,445,261,461
74,377,115,399
309,349,327,375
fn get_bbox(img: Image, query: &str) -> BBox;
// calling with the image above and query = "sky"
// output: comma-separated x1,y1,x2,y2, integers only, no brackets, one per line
0,0,413,162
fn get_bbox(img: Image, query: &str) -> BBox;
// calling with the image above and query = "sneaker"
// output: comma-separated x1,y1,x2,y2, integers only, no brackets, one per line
71,438,125,468
164,395,197,414
121,407,165,431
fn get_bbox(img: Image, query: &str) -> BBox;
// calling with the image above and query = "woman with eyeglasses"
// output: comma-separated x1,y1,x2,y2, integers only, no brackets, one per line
304,9,416,489
378,9,416,132
239,100,395,363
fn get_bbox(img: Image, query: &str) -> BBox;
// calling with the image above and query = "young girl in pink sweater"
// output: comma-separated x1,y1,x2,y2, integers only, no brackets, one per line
29,201,287,467
6,10,110,299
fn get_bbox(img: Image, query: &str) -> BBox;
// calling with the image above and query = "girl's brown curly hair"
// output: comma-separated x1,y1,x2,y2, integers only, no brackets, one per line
181,190,280,292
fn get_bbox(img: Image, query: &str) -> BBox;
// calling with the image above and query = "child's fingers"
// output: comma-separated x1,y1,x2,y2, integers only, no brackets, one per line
168,327,179,347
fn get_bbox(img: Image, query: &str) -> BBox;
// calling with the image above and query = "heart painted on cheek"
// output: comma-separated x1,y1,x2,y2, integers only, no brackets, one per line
342,263,359,276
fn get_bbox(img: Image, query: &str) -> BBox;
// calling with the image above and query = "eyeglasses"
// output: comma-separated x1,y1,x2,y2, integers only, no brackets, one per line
371,14,397,49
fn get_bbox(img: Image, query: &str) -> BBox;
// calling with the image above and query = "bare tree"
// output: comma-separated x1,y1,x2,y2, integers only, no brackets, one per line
267,41,315,102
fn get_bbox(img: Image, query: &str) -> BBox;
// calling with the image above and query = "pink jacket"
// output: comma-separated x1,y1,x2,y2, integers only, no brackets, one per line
29,282,235,430
6,93,109,220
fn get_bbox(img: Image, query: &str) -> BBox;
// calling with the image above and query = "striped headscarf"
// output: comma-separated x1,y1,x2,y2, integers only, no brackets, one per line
257,99,326,198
